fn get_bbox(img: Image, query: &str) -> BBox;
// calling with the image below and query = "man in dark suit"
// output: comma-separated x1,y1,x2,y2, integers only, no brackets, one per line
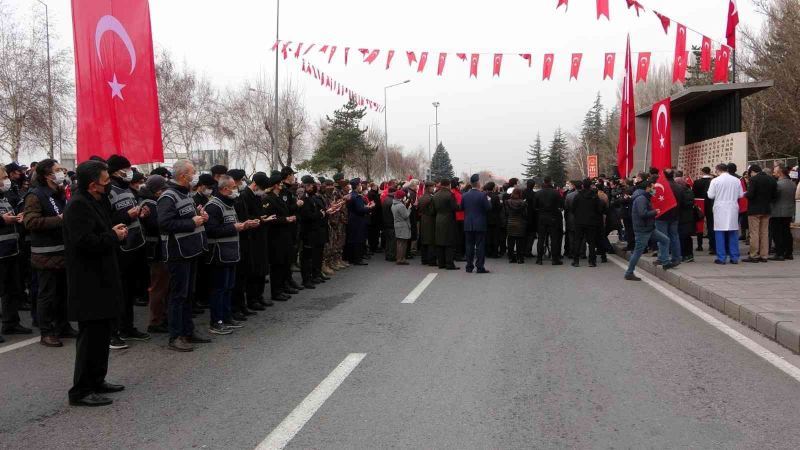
63,160,127,407
534,176,565,265
432,178,459,270
461,174,491,273
692,166,715,253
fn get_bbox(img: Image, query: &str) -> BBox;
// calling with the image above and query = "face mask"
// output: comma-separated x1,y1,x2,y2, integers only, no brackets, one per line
254,189,266,198
121,170,133,182
0,179,11,192
791,171,798,180
228,190,240,200
239,181,246,191
53,171,66,187
190,173,199,188
202,188,213,197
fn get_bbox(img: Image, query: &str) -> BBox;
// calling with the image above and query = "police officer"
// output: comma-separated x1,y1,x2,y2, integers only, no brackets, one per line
280,167,304,293
332,173,350,269
139,174,169,334
24,159,76,347
157,160,210,352
264,173,296,301
204,175,259,335
106,155,150,348
191,173,217,316
299,176,329,289
0,166,31,339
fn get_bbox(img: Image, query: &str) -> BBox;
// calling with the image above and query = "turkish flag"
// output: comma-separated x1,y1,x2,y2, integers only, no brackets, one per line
673,23,687,83
652,170,677,218
650,98,672,170
626,0,644,16
328,46,337,63
437,52,447,76
470,53,479,78
570,53,582,80
344,47,350,65
407,51,417,66
617,35,635,178
386,50,395,69
72,0,163,164
727,0,739,48
557,0,568,11
319,45,329,54
418,52,429,72
457,53,467,61
303,44,315,56
714,46,731,83
364,49,380,64
597,0,609,20
271,40,279,51
543,53,554,80
654,11,670,34
701,37,712,72
294,43,303,59
603,53,615,80
520,53,532,67
492,54,503,77
636,52,651,82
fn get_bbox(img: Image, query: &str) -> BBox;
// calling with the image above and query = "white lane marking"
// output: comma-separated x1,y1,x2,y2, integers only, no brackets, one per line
0,337,40,355
401,273,438,304
610,255,800,383
255,353,367,450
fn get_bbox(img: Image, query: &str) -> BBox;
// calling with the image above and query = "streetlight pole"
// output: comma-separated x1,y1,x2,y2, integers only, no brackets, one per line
273,0,280,170
37,0,54,159
383,80,411,177
428,123,439,161
432,102,440,151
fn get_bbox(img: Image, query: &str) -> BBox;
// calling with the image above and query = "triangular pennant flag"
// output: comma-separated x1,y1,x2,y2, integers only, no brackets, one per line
557,0,568,11
319,45,329,54
328,46,337,63
437,52,447,76
418,52,429,72
520,53,532,67
626,0,644,16
386,50,395,69
654,11,670,34
457,53,467,61
271,40,280,51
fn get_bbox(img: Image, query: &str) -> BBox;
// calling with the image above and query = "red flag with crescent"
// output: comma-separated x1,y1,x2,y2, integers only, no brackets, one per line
700,37,712,72
654,11,670,34
418,52,429,72
470,53,479,78
673,23,687,83
570,53,582,80
319,45,328,54
407,51,417,66
294,43,303,59
557,0,568,11
603,53,615,80
636,52,651,82
72,0,163,164
726,0,739,48
714,46,731,83
617,35,635,178
543,53,554,80
386,50,395,69
626,0,644,16
328,46,337,63
364,49,380,64
597,0,609,20
652,170,677,218
650,98,672,170
492,54,503,77
344,47,350,65
457,53,467,61
520,53,532,67
437,52,447,76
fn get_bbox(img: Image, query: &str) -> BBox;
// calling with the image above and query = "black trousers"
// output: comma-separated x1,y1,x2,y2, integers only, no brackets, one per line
679,222,695,258
507,236,526,260
455,221,465,258
464,231,486,271
383,229,396,261
538,219,563,261
368,226,381,253
573,225,598,263
269,264,289,298
37,268,68,337
232,260,249,312
69,319,111,402
0,256,22,328
114,250,143,335
771,217,794,258
486,224,500,257
301,245,324,283
437,245,454,268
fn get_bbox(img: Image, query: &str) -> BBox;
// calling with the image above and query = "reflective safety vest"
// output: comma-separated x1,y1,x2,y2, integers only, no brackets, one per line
109,184,145,252
0,195,19,259
28,187,65,256
205,197,240,264
159,188,207,261
139,198,160,261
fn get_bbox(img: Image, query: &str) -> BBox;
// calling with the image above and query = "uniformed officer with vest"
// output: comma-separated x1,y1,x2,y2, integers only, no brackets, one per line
106,155,151,348
157,160,210,352
204,175,260,335
0,166,32,340
139,175,169,334
23,159,77,347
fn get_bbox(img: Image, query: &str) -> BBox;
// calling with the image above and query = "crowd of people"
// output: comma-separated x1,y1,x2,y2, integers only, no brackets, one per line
0,156,797,406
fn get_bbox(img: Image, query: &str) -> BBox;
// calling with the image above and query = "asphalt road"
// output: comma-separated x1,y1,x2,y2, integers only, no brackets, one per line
2,255,800,449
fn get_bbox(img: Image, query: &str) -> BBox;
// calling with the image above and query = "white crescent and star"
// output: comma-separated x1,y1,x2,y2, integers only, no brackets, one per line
606,55,613,64
679,26,685,36
95,15,137,101
703,41,710,50
639,56,648,66
656,104,668,148
654,182,666,201
545,56,553,65
572,56,580,66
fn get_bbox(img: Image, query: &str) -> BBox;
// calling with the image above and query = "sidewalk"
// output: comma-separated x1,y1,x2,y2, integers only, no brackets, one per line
615,238,800,353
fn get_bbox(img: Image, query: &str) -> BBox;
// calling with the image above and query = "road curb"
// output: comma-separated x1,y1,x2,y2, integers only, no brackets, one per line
613,244,800,354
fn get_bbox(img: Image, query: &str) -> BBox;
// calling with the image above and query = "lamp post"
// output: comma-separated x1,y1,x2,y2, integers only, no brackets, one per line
428,123,439,161
36,0,54,159
432,102,440,150
273,0,280,170
383,80,411,177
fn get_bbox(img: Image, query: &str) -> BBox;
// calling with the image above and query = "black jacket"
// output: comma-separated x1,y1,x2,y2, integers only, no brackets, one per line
534,186,563,225
63,189,123,322
264,190,294,265
240,188,269,275
746,172,778,216
656,180,682,222
570,189,605,227
299,191,328,247
678,186,696,225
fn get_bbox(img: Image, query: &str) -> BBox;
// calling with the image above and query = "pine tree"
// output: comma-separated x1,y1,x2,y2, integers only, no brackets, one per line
581,93,605,155
685,45,715,87
522,133,547,179
430,142,454,181
300,98,367,173
546,127,568,186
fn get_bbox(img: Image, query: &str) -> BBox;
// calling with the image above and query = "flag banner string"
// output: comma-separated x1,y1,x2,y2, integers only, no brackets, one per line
300,59,384,112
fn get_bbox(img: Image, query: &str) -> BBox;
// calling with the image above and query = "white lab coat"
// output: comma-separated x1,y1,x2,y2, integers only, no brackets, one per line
707,172,744,231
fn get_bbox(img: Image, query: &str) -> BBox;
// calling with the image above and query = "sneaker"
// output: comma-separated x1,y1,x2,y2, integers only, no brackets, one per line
684,256,695,263
109,336,129,350
208,322,232,335
223,320,244,329
714,259,726,265
624,273,641,281
120,329,151,341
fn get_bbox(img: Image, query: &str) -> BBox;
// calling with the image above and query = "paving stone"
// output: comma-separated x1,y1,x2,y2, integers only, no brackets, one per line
740,305,768,329
777,322,800,353
755,312,799,340
724,298,742,321
708,292,727,313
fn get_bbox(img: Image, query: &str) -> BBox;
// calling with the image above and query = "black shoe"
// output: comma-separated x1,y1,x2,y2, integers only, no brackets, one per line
59,327,79,339
476,269,491,274
208,323,232,335
285,288,299,295
353,261,368,266
588,262,597,268
769,256,785,261
2,323,33,335
743,257,760,263
249,303,266,311
0,334,4,343
465,267,473,273
446,266,460,270
109,336,129,350
552,260,563,266
287,279,303,290
242,307,257,316
508,258,517,264
311,277,326,284
147,324,169,334
625,273,641,281
535,260,543,265
120,329,150,341
186,334,212,344
272,294,291,301
730,260,739,265
785,255,794,260
571,261,579,267
662,263,676,270
759,258,769,263
303,283,317,289
232,312,248,321
70,393,113,407
95,382,125,394
714,259,726,265
319,274,331,281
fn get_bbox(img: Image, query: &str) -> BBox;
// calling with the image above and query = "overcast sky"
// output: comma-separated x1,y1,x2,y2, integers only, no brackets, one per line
8,0,762,178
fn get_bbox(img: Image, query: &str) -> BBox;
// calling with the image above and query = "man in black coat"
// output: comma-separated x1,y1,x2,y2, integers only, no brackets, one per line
524,179,538,258
432,178,459,270
692,167,715,252
64,160,128,407
534,176,564,265
299,175,328,288
264,174,296,301
569,179,605,267
744,164,778,262
238,172,272,311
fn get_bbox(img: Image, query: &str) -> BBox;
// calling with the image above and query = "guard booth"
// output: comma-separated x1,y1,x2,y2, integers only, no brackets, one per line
633,80,773,178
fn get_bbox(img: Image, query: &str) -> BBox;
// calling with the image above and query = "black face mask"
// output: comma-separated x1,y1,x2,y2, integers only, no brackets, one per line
307,185,318,195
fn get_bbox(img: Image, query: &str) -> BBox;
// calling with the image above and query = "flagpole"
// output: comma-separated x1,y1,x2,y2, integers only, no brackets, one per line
273,0,280,171
644,120,651,171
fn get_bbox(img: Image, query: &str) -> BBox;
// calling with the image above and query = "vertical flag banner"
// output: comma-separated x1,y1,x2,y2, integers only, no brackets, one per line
493,53,503,77
386,50,395,69
570,53,582,80
652,170,678,217
650,98,672,170
543,53,554,80
71,0,163,164
617,35,635,178
714,46,731,83
597,0,609,20
701,37,712,72
636,52,651,82
437,52,447,76
603,53,615,80
587,154,599,178
470,53,480,78
726,0,739,48
417,52,429,72
673,23,687,83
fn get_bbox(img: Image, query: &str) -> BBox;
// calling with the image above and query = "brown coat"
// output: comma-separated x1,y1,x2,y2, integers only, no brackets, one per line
23,194,65,270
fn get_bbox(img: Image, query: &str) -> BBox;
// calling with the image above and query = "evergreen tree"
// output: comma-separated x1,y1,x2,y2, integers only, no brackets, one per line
522,132,547,179
430,143,454,181
546,127,568,186
685,45,715,87
300,98,367,173
581,92,605,155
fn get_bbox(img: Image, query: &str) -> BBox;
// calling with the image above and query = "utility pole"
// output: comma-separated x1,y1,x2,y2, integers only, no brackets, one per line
432,102,440,149
273,0,280,170
383,80,411,177
37,0,54,158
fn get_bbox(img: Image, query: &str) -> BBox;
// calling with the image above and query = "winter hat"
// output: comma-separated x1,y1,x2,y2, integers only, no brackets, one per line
394,190,406,200
145,175,167,193
227,169,246,182
252,172,269,189
106,155,131,174
301,175,315,184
